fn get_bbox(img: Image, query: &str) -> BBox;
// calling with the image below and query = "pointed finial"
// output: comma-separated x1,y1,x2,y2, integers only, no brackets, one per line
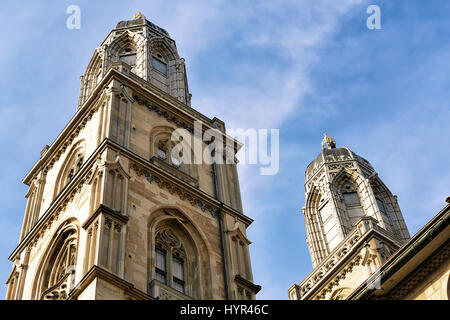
322,132,336,150
132,12,145,20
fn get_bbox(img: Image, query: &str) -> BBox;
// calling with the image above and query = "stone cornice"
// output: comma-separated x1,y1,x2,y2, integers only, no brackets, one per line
106,138,253,225
150,156,199,188
11,135,253,261
385,240,450,299
69,265,153,300
82,204,129,230
234,275,262,294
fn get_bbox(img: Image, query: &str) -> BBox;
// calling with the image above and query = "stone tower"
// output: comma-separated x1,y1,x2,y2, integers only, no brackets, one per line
288,134,410,300
6,13,260,300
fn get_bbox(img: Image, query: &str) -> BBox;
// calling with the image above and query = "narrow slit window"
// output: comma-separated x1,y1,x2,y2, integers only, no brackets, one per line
376,198,387,214
172,256,185,293
155,248,167,284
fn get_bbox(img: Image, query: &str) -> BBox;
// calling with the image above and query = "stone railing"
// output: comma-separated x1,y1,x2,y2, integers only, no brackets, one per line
149,279,192,300
290,216,393,300
150,156,199,188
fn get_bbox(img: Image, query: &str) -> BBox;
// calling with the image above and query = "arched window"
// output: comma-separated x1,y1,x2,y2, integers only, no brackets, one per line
67,153,84,182
148,208,213,299
113,36,138,73
154,228,186,294
37,223,78,300
335,177,365,230
54,141,86,199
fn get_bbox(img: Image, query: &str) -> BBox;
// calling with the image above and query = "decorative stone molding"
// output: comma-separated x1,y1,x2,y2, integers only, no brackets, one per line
385,242,450,300
291,216,401,300
133,93,194,133
149,279,191,300
234,275,261,300
130,162,217,218
150,156,199,188
29,168,93,249
41,272,75,300
69,265,153,300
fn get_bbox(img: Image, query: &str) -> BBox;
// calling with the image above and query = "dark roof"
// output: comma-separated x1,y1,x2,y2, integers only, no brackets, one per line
348,200,450,299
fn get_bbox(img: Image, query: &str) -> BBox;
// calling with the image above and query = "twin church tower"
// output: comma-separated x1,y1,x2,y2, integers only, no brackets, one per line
6,14,409,300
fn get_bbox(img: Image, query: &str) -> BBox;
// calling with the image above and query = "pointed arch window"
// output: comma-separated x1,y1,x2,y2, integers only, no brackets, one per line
39,225,78,300
54,142,86,199
154,229,186,294
67,153,84,183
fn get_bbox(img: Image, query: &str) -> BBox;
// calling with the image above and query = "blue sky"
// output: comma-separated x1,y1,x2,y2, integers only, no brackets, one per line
0,0,449,299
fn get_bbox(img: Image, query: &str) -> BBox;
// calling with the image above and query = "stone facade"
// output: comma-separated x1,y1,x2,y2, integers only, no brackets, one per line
5,13,260,300
349,199,450,300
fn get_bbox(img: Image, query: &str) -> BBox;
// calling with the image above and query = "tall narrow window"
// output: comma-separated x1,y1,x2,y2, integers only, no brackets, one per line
172,257,185,293
376,198,386,214
154,228,188,295
152,56,168,76
155,248,167,284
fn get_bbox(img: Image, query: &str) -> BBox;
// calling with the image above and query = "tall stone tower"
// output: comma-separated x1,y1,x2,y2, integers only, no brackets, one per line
6,13,260,300
288,134,410,300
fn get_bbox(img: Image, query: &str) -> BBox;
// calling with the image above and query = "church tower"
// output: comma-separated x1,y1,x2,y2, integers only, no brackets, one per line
288,134,410,300
6,13,260,300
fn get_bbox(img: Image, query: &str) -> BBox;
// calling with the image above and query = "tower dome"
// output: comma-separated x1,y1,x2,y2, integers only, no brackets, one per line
78,13,190,110
303,134,410,267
